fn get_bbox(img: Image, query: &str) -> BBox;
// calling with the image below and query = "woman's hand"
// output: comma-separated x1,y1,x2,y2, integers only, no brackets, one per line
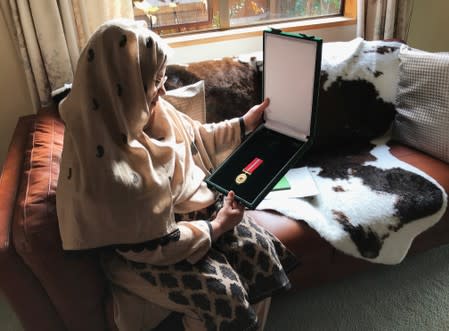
210,191,244,241
242,98,270,133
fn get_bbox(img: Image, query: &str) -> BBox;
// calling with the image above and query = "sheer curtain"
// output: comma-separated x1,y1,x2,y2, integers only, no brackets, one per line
357,0,414,41
0,0,133,111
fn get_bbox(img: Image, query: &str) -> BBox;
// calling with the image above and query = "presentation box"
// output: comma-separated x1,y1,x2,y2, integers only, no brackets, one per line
205,29,322,209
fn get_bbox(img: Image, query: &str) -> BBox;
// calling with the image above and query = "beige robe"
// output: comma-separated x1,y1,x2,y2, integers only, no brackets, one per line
55,19,275,330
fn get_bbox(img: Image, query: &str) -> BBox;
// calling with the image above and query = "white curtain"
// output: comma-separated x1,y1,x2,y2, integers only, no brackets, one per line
357,0,414,41
0,0,133,111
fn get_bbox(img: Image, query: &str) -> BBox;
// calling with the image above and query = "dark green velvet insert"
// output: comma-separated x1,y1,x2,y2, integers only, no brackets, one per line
208,127,303,204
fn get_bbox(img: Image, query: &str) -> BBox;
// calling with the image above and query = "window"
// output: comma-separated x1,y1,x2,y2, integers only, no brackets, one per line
133,0,344,36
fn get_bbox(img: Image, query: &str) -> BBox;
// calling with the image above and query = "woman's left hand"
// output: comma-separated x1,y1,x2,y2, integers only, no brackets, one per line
242,98,270,133
210,191,244,241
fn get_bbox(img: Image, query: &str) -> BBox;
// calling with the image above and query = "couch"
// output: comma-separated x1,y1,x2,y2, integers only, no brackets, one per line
1,38,449,331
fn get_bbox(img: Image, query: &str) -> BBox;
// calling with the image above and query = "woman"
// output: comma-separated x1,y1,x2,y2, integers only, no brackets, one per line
56,19,297,330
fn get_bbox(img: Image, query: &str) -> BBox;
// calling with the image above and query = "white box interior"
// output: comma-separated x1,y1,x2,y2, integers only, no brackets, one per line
263,32,319,142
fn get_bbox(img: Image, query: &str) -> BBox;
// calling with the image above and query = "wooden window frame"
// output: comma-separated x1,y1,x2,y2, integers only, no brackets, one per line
164,0,356,48
134,0,213,33
218,0,351,30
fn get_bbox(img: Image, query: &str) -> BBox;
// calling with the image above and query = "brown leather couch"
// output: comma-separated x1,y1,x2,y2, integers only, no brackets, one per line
2,74,449,330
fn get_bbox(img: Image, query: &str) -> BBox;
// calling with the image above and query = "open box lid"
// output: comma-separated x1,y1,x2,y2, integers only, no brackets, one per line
263,29,322,142
204,29,323,209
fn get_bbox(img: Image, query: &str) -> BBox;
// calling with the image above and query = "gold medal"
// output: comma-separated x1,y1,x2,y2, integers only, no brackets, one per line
235,157,263,185
235,173,247,184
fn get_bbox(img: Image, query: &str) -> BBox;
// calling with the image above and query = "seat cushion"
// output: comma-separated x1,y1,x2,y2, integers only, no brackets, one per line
12,107,109,331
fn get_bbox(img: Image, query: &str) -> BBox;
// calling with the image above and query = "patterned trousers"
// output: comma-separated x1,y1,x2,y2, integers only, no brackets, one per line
103,215,297,331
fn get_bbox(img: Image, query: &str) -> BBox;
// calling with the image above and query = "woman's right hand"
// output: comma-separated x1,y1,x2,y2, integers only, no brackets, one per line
210,191,244,241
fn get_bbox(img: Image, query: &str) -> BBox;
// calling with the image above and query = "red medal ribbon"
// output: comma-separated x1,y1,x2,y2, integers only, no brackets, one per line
243,157,263,175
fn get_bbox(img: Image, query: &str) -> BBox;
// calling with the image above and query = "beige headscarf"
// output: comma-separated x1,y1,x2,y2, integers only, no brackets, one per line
56,19,212,250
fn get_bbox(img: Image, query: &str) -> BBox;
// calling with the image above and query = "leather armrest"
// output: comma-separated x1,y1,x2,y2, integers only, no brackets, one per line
12,109,108,330
0,115,34,255
0,114,66,331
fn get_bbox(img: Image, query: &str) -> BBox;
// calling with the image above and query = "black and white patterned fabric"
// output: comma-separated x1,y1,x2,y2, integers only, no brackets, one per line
126,215,297,331
393,45,449,163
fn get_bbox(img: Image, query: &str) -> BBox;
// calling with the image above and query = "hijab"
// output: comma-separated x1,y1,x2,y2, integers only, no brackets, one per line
56,19,212,249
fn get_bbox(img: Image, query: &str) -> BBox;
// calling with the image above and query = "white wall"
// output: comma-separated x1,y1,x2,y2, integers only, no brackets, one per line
407,0,449,51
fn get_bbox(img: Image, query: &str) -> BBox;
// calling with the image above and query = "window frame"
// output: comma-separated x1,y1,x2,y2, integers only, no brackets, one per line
133,0,213,33
163,0,356,48
218,0,347,30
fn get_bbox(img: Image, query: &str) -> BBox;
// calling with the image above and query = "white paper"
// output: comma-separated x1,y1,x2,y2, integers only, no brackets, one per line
264,167,319,200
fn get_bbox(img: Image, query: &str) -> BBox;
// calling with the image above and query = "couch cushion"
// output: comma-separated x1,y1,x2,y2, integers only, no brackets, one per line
0,115,67,331
163,80,206,123
12,107,109,331
392,45,449,163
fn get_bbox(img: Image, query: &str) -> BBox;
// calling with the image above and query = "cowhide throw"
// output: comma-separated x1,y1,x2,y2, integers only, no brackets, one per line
257,134,448,265
312,37,404,152
240,38,405,152
253,38,448,264
166,38,405,150
166,57,261,123
166,39,448,264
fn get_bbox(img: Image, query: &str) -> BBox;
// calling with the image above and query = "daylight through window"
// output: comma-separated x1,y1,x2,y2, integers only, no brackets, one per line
132,0,344,36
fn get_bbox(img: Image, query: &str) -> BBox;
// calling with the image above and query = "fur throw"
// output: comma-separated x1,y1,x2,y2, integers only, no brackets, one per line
166,57,261,123
258,135,447,265
166,38,404,152
312,38,403,151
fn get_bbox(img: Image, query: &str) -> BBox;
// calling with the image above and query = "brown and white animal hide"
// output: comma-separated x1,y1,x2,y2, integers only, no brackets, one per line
166,57,261,123
257,134,447,265
312,38,404,151
165,39,448,264
166,38,404,152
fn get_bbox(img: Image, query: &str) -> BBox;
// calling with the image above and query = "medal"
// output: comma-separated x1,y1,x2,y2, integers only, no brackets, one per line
235,157,263,185
235,173,247,184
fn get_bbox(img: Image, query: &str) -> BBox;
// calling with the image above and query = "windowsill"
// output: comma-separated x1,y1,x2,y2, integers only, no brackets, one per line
164,16,356,48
